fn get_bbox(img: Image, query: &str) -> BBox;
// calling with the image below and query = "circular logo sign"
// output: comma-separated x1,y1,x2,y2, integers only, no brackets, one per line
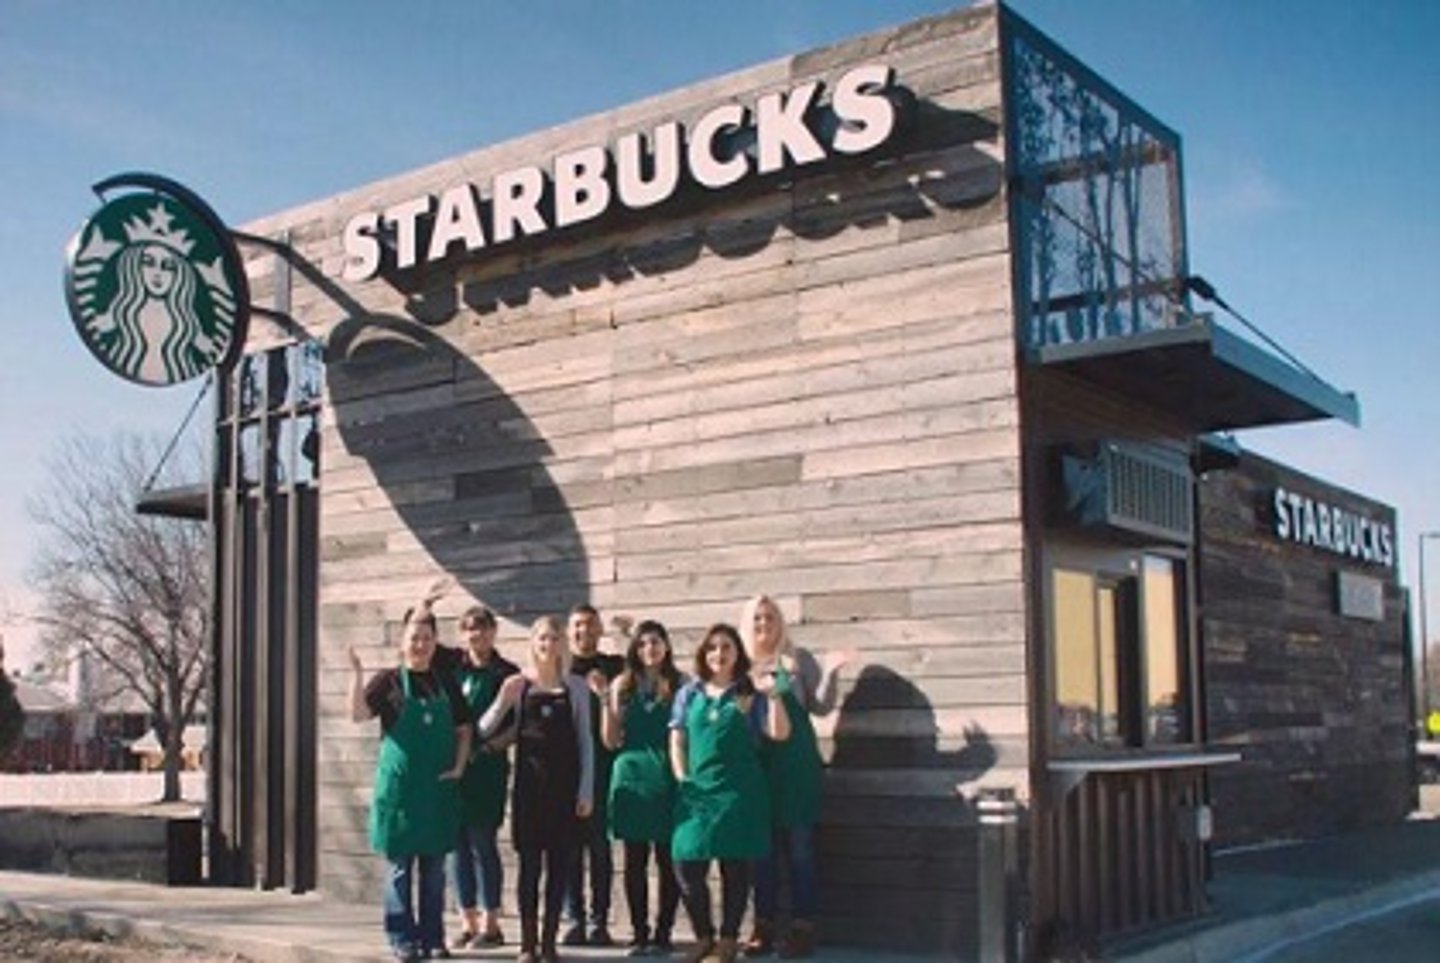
65,179,248,386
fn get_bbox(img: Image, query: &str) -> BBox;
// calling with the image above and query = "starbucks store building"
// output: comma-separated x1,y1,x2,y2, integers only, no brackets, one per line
172,5,1414,958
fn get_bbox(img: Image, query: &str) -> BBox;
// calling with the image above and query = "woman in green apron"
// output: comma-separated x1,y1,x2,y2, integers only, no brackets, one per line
448,605,519,949
349,602,472,962
479,615,595,963
742,595,854,959
601,619,683,956
669,623,791,963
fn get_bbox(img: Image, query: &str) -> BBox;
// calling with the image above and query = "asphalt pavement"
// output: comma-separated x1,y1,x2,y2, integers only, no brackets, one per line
1104,815,1440,962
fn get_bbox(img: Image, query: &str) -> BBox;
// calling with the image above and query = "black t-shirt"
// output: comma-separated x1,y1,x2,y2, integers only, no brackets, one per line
571,651,624,767
450,646,521,736
363,666,473,734
571,651,624,683
435,644,520,690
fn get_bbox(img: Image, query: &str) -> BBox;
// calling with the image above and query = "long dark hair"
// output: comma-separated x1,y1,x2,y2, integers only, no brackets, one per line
401,605,438,633
615,619,681,704
693,623,754,695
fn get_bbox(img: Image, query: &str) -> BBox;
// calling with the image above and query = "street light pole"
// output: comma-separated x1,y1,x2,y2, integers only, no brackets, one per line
1421,532,1440,728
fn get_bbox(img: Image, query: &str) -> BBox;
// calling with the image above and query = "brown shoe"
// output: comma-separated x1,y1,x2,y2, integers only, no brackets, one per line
742,919,774,957
713,937,740,963
682,938,715,963
777,920,816,959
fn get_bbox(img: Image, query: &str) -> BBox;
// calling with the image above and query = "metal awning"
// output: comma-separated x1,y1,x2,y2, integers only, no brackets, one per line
1029,317,1359,432
135,484,208,520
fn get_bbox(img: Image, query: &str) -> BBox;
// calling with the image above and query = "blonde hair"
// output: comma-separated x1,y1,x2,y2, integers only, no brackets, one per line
529,614,571,674
739,594,790,657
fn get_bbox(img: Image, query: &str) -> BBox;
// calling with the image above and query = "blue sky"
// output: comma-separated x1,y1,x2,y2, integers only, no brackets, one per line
2,1,1437,669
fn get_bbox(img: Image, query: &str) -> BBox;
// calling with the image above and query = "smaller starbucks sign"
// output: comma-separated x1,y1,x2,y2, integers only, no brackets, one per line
64,174,249,386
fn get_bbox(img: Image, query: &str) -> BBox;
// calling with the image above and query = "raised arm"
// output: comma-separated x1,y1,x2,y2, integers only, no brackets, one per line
800,646,855,716
753,673,792,742
348,648,373,723
601,686,625,752
478,673,525,737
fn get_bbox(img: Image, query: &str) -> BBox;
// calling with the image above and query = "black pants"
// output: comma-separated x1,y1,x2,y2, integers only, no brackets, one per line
565,812,613,926
677,858,751,941
518,844,571,949
623,840,680,941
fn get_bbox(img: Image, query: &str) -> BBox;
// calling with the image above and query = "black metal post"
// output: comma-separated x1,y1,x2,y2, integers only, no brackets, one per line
1421,532,1438,727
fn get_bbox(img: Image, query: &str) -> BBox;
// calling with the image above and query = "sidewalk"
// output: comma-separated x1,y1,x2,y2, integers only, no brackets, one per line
1104,815,1440,962
0,868,941,963
4,818,1440,962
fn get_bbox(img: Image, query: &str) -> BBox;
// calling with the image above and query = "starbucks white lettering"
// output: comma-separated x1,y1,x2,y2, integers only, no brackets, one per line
1272,486,1394,568
340,64,902,282
615,123,682,210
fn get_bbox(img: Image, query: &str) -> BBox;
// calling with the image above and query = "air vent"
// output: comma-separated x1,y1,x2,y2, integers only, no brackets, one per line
1060,440,1194,544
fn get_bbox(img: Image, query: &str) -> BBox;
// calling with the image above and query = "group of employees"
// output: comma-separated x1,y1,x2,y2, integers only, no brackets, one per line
349,595,851,963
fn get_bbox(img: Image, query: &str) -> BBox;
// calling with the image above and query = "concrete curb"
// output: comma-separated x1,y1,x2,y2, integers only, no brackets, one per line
1107,868,1440,963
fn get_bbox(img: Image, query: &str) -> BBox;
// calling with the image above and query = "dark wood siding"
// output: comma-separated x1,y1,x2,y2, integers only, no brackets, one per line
1199,452,1408,847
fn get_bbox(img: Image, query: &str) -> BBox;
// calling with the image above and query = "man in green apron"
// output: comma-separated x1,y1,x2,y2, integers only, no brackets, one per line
351,604,472,961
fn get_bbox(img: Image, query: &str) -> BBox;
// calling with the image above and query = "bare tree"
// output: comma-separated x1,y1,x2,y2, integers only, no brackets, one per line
26,433,207,802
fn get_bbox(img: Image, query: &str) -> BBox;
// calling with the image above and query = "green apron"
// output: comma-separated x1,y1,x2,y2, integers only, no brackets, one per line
458,665,509,829
608,688,675,843
671,685,770,861
760,666,824,829
368,668,461,858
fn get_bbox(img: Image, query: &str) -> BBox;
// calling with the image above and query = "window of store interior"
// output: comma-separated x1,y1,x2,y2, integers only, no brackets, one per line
1048,544,1193,754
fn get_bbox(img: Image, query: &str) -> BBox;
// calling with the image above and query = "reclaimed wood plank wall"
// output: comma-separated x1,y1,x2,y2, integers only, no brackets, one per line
240,5,1022,953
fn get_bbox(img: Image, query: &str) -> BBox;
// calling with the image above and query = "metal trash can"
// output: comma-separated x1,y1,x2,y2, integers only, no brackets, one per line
976,787,1021,962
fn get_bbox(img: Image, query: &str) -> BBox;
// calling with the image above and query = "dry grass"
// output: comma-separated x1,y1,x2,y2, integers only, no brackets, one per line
0,917,252,962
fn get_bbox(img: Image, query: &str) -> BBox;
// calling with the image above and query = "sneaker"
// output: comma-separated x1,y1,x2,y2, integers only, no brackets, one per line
713,938,740,963
479,927,506,945
653,931,675,954
561,924,588,946
627,943,653,958
451,930,478,951
589,925,614,947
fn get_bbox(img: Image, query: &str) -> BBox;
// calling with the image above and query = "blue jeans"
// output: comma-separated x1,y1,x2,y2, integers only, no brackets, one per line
384,853,447,953
450,823,503,912
753,825,819,920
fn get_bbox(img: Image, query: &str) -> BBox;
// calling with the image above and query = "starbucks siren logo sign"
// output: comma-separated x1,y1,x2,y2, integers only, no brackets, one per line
65,175,249,386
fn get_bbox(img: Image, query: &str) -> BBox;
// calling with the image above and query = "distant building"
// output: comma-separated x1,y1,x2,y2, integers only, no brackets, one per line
4,667,150,774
